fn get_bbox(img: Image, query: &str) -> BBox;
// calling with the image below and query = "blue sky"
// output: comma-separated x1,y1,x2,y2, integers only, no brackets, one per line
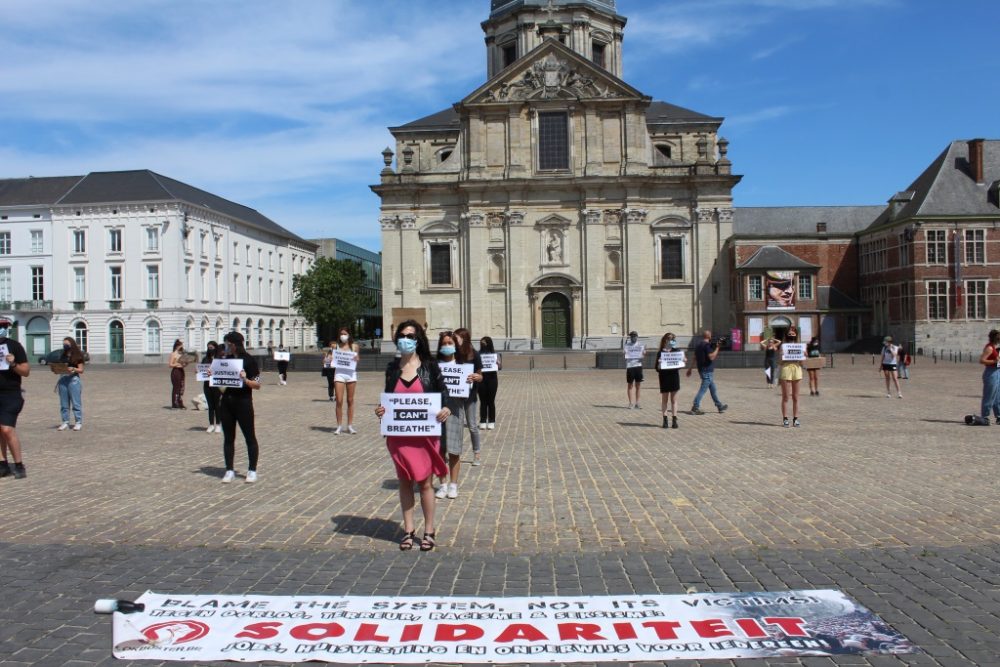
2,0,997,252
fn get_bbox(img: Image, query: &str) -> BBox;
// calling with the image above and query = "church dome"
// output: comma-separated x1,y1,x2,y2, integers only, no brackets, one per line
490,0,617,20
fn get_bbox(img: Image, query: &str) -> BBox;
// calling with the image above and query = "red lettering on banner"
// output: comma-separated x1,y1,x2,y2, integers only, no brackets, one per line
691,619,733,639
435,624,485,642
735,618,768,638
290,623,346,641
763,617,809,637
494,623,548,642
400,624,423,642
641,621,682,640
557,623,606,641
236,622,282,640
354,623,390,642
612,622,638,640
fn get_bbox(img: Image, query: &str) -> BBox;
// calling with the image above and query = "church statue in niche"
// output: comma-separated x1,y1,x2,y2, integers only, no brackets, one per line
545,230,564,264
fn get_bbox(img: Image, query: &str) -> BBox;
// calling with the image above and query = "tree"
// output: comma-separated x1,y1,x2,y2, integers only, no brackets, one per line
291,257,371,343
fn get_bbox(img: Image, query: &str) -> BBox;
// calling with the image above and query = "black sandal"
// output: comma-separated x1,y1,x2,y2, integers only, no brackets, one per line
399,531,416,551
420,532,436,551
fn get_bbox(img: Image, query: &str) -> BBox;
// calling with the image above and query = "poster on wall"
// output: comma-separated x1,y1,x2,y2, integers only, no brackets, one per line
110,590,917,663
766,271,796,311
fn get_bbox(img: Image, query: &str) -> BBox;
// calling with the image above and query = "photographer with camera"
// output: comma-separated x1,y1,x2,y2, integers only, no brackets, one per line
687,330,728,415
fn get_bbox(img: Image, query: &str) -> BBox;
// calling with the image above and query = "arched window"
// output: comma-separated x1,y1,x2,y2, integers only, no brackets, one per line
606,250,622,283
489,253,506,285
256,319,264,348
145,320,161,354
73,321,88,352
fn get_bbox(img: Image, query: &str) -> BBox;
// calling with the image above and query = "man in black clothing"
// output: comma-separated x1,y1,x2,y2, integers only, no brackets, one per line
0,315,30,479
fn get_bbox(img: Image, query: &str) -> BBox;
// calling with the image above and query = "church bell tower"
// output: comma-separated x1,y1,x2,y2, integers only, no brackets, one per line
483,0,626,79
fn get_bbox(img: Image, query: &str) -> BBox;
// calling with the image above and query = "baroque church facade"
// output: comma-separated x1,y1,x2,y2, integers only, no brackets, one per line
374,0,741,349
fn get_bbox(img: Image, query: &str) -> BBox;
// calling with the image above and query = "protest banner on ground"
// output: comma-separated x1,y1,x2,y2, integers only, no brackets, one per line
110,590,916,663
379,393,442,436
440,362,474,398
209,359,244,388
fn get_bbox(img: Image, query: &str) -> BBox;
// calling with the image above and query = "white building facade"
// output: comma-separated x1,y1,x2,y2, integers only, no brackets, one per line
0,171,316,363
373,0,741,349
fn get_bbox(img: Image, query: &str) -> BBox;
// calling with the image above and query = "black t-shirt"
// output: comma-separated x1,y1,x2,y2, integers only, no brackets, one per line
0,338,28,392
695,341,715,371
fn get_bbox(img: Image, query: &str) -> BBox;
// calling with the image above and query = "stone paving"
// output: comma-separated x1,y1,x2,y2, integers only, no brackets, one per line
0,360,999,665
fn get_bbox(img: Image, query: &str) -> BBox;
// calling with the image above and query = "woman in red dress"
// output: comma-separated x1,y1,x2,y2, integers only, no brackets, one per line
374,320,451,551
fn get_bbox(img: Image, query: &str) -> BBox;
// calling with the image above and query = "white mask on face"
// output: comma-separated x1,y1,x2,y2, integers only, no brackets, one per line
339,335,349,343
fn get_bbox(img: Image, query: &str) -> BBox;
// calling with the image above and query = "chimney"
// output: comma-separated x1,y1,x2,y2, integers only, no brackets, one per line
968,138,985,184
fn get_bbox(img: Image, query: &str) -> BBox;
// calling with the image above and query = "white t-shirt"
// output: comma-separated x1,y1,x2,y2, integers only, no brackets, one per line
881,344,899,366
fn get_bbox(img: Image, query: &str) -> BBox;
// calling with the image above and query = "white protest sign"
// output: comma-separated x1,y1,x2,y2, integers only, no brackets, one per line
196,364,211,382
0,343,8,371
781,343,806,362
209,358,244,388
480,353,499,373
379,392,442,436
333,350,357,371
440,362,473,398
658,351,686,370
624,344,644,360
273,351,290,362
111,590,917,663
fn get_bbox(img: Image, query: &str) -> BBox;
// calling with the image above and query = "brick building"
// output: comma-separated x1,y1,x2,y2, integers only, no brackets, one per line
857,139,1000,355
728,206,882,350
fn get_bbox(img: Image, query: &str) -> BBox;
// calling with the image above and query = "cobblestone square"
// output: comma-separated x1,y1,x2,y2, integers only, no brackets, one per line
0,360,998,665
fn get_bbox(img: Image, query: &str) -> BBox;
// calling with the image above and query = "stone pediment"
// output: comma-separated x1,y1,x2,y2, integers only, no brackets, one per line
462,39,647,105
535,213,573,228
418,221,459,237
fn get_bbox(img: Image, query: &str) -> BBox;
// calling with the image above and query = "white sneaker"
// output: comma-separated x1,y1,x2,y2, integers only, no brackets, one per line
435,484,448,499
334,426,343,435
245,471,258,484
472,452,481,466
215,424,223,433
897,393,903,399
487,423,495,430
347,425,357,434
886,393,891,398
73,423,82,431
57,423,69,431
447,482,458,499
206,425,216,433
221,470,235,484
479,422,487,429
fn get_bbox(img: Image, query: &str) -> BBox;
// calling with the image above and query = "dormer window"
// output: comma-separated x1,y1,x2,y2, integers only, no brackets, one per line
656,144,672,160
591,42,606,69
438,147,454,163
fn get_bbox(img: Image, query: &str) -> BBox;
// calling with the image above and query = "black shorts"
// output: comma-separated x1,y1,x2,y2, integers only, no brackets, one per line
882,364,898,373
626,367,644,384
0,392,25,427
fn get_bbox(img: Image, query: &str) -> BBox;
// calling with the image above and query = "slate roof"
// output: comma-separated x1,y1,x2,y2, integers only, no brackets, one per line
736,245,819,271
865,140,1000,230
58,170,313,246
0,176,84,207
393,99,719,134
734,206,883,237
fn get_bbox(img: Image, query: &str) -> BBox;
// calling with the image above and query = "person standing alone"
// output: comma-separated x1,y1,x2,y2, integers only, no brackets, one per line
56,337,85,431
215,332,262,484
688,330,727,415
168,339,188,409
624,331,645,409
0,315,29,479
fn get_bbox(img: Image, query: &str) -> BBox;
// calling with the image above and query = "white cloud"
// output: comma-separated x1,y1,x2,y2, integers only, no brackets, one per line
724,105,797,127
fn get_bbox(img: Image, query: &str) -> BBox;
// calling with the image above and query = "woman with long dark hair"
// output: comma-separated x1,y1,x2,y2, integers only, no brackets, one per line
215,331,262,484
374,320,450,551
656,332,685,429
202,341,221,433
168,339,188,409
56,336,85,431
477,336,501,441
451,328,483,463
333,326,360,435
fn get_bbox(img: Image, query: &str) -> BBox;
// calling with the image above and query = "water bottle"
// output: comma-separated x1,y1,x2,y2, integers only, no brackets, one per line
94,599,145,614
